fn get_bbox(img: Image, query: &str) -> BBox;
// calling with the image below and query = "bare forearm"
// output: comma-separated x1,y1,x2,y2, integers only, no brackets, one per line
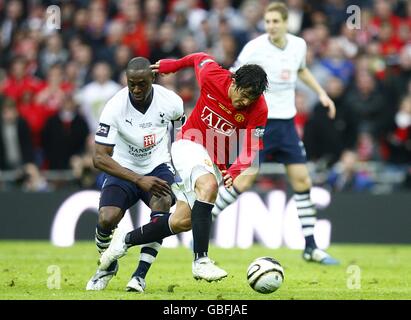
299,68,336,118
93,154,142,185
228,145,259,180
298,68,326,96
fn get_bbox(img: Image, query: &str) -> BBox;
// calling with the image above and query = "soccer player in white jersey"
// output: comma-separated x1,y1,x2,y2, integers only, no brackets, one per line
95,52,269,283
86,57,185,292
211,2,339,265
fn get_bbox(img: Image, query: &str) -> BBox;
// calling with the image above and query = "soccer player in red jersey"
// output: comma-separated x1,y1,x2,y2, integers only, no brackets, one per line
158,52,268,180
97,52,268,282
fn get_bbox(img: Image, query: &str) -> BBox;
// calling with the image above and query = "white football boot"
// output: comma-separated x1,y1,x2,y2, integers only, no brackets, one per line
192,257,228,282
86,260,118,291
303,247,340,265
125,276,146,293
99,228,129,271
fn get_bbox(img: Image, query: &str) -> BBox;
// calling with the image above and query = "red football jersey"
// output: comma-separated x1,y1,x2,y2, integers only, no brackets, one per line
159,53,268,179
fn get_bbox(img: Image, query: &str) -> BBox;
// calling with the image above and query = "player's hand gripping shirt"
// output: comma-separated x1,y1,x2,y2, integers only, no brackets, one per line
95,85,184,175
159,53,268,180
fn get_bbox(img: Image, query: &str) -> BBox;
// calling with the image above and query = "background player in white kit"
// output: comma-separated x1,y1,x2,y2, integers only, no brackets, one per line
212,2,339,265
86,57,184,291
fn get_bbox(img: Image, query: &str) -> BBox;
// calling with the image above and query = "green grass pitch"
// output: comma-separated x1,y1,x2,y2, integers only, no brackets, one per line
1,241,410,300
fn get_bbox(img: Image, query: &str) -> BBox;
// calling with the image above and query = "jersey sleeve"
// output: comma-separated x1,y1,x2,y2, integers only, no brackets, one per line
227,97,268,180
170,93,186,130
192,55,222,88
95,100,118,146
159,52,221,89
171,93,185,120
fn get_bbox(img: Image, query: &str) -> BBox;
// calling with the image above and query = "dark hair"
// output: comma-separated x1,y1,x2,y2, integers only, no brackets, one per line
233,64,268,99
127,57,151,72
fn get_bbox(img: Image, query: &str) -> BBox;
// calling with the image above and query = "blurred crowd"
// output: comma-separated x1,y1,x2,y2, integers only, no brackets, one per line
0,0,410,193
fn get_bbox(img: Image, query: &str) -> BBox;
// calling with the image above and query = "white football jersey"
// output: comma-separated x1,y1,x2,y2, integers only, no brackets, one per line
95,84,184,175
231,33,307,119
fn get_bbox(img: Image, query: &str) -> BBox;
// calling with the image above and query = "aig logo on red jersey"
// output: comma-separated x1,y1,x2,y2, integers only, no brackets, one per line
201,106,235,136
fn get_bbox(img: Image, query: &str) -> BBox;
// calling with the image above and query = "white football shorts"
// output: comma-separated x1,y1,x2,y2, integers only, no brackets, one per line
171,139,222,208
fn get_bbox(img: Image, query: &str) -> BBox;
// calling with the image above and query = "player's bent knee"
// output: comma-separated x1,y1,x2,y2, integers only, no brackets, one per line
98,207,123,229
195,175,218,202
150,195,172,212
173,217,192,233
170,208,192,233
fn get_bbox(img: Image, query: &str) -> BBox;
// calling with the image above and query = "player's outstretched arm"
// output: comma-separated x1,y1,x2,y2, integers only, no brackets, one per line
298,67,336,119
151,52,212,75
93,143,171,197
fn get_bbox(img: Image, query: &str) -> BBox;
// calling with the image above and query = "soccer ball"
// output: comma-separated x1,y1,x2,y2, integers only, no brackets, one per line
247,257,284,294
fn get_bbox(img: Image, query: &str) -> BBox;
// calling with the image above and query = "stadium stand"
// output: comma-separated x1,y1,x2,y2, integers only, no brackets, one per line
0,0,410,193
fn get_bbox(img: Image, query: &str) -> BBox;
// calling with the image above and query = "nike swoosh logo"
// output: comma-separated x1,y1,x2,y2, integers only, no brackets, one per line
206,93,217,101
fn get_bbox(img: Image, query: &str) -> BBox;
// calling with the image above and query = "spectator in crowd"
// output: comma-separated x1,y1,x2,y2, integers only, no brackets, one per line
70,135,102,189
336,24,359,60
95,20,126,65
38,33,69,78
296,46,332,112
384,45,411,108
383,95,411,166
377,22,404,66
64,60,82,90
62,7,88,45
345,70,389,159
35,63,73,119
41,95,89,170
211,31,238,69
111,44,133,83
144,0,165,29
183,0,208,34
85,6,108,58
0,96,48,191
71,43,93,87
175,34,200,112
327,150,375,192
285,0,312,35
20,162,49,192
168,1,193,45
323,0,350,36
0,98,34,170
304,76,358,167
207,0,246,34
363,41,386,80
0,0,410,191
2,56,40,108
0,0,25,59
150,22,182,62
319,38,355,86
294,91,310,139
370,0,403,37
239,0,264,40
12,34,40,78
306,23,329,56
75,62,121,133
118,0,150,58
